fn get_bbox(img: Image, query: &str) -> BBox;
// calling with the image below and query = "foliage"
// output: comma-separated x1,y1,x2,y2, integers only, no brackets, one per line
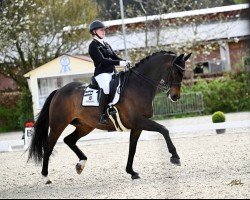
17,87,34,131
0,106,20,132
212,111,226,123
182,73,250,114
0,0,98,88
95,0,242,20
0,88,33,133
0,92,21,132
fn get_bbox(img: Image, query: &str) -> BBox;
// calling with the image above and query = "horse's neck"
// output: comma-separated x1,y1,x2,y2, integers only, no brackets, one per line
136,55,166,86
129,55,167,99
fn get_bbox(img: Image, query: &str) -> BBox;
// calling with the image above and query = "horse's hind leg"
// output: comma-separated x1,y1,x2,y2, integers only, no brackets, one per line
64,124,94,175
126,129,142,180
42,125,68,184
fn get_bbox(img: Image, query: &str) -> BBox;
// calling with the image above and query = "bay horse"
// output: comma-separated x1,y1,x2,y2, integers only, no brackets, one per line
28,51,191,184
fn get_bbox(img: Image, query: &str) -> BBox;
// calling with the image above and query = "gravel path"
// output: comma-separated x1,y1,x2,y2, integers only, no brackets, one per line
0,128,249,199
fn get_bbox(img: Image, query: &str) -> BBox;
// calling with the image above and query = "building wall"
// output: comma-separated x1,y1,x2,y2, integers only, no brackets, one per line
193,47,221,64
229,39,250,72
0,74,18,91
183,38,250,76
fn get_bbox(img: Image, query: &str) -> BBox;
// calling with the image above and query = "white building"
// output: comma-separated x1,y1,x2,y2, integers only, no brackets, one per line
24,55,94,117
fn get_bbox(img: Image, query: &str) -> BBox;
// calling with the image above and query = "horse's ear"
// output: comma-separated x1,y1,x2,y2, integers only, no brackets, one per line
184,53,192,61
175,54,184,63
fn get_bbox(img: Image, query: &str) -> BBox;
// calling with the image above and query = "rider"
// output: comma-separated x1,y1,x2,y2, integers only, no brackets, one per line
88,20,131,124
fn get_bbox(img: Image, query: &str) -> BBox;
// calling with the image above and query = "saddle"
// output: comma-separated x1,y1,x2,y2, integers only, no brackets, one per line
88,72,124,104
82,71,129,132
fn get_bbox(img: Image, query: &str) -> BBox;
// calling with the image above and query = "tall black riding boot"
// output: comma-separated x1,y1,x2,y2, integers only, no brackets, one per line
99,90,109,124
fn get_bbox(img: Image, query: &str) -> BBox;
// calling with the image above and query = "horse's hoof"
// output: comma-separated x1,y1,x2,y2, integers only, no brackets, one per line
170,157,181,166
76,160,86,175
45,180,52,184
43,176,52,184
132,173,140,180
76,163,83,174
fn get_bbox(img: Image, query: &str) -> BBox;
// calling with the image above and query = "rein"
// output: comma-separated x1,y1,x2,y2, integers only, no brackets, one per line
129,61,184,93
130,68,170,93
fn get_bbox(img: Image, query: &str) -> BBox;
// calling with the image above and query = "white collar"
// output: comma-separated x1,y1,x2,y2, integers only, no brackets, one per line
93,36,105,45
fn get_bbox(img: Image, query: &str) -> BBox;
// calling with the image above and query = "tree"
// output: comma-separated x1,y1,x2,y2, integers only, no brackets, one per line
94,0,244,20
0,0,97,89
100,0,242,84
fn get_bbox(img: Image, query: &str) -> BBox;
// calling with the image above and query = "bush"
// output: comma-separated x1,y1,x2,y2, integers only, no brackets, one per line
0,92,21,132
212,111,226,123
0,106,20,132
0,88,33,133
17,87,34,131
182,73,250,114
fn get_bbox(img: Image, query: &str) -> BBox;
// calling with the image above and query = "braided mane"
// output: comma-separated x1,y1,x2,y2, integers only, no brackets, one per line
134,51,176,68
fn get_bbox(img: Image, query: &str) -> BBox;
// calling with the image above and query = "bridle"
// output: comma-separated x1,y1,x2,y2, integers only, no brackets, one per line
128,57,185,93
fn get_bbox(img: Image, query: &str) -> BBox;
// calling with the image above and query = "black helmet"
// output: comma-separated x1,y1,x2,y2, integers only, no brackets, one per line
89,20,105,34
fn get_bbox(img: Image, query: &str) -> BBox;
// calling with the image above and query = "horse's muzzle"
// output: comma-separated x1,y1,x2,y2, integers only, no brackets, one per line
168,94,179,102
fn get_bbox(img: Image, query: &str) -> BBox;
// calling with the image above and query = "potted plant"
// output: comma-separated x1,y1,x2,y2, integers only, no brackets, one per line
212,111,226,134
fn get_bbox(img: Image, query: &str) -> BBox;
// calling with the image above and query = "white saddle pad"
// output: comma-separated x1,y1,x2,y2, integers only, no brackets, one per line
82,80,121,107
82,87,99,106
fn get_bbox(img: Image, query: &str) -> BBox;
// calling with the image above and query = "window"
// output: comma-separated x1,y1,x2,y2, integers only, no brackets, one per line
194,62,209,74
194,61,223,74
37,74,90,108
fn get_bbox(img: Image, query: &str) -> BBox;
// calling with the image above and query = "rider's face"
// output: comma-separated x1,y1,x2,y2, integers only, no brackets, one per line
95,28,105,39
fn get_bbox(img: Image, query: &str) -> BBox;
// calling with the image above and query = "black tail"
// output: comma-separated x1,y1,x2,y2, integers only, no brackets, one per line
28,90,58,164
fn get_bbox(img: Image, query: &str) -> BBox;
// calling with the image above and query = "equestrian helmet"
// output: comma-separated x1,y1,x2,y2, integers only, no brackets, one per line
89,20,105,33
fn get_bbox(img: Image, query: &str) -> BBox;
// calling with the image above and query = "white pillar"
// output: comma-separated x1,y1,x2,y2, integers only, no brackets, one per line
220,42,231,71
119,0,128,59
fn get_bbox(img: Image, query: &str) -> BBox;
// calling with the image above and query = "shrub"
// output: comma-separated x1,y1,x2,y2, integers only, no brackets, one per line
0,88,33,133
182,72,250,114
212,111,226,123
0,106,20,132
0,92,21,132
17,87,34,131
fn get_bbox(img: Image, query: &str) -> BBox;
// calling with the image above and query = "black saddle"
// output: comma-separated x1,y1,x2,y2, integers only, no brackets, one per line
89,77,100,90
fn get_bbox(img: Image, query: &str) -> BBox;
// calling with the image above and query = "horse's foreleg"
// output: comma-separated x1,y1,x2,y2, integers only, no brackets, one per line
126,129,142,180
137,117,181,166
64,125,94,175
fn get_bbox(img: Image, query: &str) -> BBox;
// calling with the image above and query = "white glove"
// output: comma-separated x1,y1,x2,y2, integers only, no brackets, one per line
119,61,127,67
126,60,132,67
120,60,131,68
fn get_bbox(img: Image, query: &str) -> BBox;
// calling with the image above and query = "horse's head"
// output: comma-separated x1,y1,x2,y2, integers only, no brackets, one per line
163,53,192,102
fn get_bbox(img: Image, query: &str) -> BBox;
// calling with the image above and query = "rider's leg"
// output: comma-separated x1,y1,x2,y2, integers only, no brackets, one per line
99,89,109,124
95,73,112,124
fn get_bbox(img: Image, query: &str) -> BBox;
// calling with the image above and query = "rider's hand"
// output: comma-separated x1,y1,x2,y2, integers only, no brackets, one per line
119,61,127,67
120,60,131,68
126,60,131,66
125,60,132,70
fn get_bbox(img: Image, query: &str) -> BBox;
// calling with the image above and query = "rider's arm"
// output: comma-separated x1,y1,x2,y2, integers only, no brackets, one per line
89,42,120,66
107,43,123,61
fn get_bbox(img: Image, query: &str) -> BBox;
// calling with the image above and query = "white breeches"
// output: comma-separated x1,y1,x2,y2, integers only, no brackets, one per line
95,73,114,94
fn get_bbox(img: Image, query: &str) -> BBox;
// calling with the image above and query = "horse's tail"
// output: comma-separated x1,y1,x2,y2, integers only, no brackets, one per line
28,90,58,164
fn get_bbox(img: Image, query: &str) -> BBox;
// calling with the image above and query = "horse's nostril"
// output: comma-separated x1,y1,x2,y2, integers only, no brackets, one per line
173,95,178,100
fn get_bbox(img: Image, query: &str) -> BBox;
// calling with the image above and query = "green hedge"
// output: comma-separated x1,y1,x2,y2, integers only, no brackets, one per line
182,73,250,114
0,106,20,132
0,88,33,133
17,88,34,130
